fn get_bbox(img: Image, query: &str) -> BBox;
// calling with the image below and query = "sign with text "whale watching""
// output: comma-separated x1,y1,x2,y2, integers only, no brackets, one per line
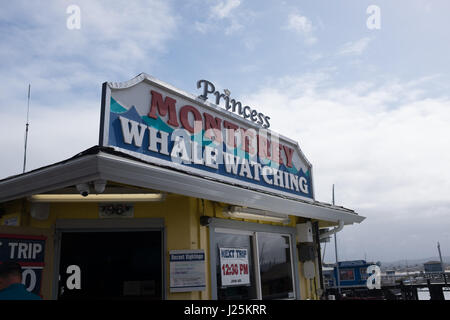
99,74,314,200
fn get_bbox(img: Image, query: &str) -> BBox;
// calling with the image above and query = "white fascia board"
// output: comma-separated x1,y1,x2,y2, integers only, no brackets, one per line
0,155,101,203
97,152,365,225
0,150,365,225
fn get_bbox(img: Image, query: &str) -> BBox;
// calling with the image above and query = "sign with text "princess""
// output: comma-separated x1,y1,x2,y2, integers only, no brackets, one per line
99,74,313,200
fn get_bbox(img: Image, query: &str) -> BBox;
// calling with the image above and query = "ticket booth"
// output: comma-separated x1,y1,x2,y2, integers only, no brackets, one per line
0,74,365,300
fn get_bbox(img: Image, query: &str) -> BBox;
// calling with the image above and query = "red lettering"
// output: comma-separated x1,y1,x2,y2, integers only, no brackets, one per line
203,112,223,143
223,120,239,148
240,129,256,155
179,105,202,134
270,141,283,165
148,90,179,127
283,145,294,168
257,134,270,159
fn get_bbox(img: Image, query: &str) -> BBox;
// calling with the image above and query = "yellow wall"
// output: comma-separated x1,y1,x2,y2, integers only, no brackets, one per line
0,200,23,226
1,196,323,300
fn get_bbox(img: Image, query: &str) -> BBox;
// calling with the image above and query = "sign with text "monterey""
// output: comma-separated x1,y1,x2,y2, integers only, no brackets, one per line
99,73,314,200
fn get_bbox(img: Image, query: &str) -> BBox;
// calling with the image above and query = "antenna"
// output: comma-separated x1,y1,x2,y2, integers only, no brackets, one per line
332,184,335,205
23,84,31,173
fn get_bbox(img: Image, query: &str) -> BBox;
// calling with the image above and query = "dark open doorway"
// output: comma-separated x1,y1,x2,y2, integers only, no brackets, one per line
58,230,163,300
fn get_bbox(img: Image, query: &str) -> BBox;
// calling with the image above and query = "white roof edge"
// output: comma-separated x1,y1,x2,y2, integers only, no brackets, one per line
0,149,364,225
0,154,102,202
96,152,365,225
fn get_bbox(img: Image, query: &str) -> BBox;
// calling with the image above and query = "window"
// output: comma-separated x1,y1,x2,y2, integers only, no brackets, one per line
339,269,355,281
258,232,294,299
360,267,368,281
214,226,297,300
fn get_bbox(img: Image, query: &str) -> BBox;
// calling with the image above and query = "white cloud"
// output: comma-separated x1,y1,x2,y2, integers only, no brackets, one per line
338,37,371,56
243,37,261,51
244,73,450,260
211,0,241,19
195,21,210,34
0,101,100,178
195,0,243,35
225,19,243,35
308,53,323,62
0,0,178,177
286,13,317,45
0,1,177,86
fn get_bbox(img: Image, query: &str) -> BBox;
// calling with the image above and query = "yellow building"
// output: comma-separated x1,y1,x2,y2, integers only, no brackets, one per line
0,74,364,300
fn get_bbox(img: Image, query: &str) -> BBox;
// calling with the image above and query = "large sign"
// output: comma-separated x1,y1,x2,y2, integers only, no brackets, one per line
0,234,46,297
219,247,250,287
99,73,314,200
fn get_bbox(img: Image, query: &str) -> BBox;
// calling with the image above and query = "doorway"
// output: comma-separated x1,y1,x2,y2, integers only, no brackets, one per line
57,230,164,300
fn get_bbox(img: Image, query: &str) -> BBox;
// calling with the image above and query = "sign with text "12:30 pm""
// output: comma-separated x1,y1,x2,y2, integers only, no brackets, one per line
219,248,250,287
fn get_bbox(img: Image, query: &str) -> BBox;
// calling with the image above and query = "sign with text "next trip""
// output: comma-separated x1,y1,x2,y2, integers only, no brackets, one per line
219,248,250,287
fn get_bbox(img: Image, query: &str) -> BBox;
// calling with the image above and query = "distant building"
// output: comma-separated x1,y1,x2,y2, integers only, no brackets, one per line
424,261,443,273
385,270,395,275
323,260,374,288
381,270,397,286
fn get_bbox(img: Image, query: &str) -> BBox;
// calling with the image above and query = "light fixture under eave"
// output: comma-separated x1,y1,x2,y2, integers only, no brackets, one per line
28,193,166,203
224,206,291,224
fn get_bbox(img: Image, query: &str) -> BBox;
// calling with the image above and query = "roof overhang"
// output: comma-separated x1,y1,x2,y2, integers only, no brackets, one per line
0,147,365,225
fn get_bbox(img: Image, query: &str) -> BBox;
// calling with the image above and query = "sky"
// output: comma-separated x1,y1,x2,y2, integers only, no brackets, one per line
1,0,450,263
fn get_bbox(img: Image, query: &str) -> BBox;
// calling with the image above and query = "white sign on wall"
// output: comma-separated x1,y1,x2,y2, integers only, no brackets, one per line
219,247,250,287
169,250,205,292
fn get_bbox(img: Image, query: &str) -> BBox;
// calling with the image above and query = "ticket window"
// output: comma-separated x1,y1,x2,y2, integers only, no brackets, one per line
215,229,296,300
57,231,163,300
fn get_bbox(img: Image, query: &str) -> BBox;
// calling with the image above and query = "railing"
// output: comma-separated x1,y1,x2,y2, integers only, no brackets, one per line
323,272,449,289
381,272,449,286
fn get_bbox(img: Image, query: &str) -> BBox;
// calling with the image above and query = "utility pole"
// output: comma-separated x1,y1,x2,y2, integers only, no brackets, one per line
437,242,447,285
406,259,409,276
333,184,341,297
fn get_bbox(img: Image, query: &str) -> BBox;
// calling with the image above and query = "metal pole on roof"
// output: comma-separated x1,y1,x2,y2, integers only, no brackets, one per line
23,84,31,173
333,184,342,296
